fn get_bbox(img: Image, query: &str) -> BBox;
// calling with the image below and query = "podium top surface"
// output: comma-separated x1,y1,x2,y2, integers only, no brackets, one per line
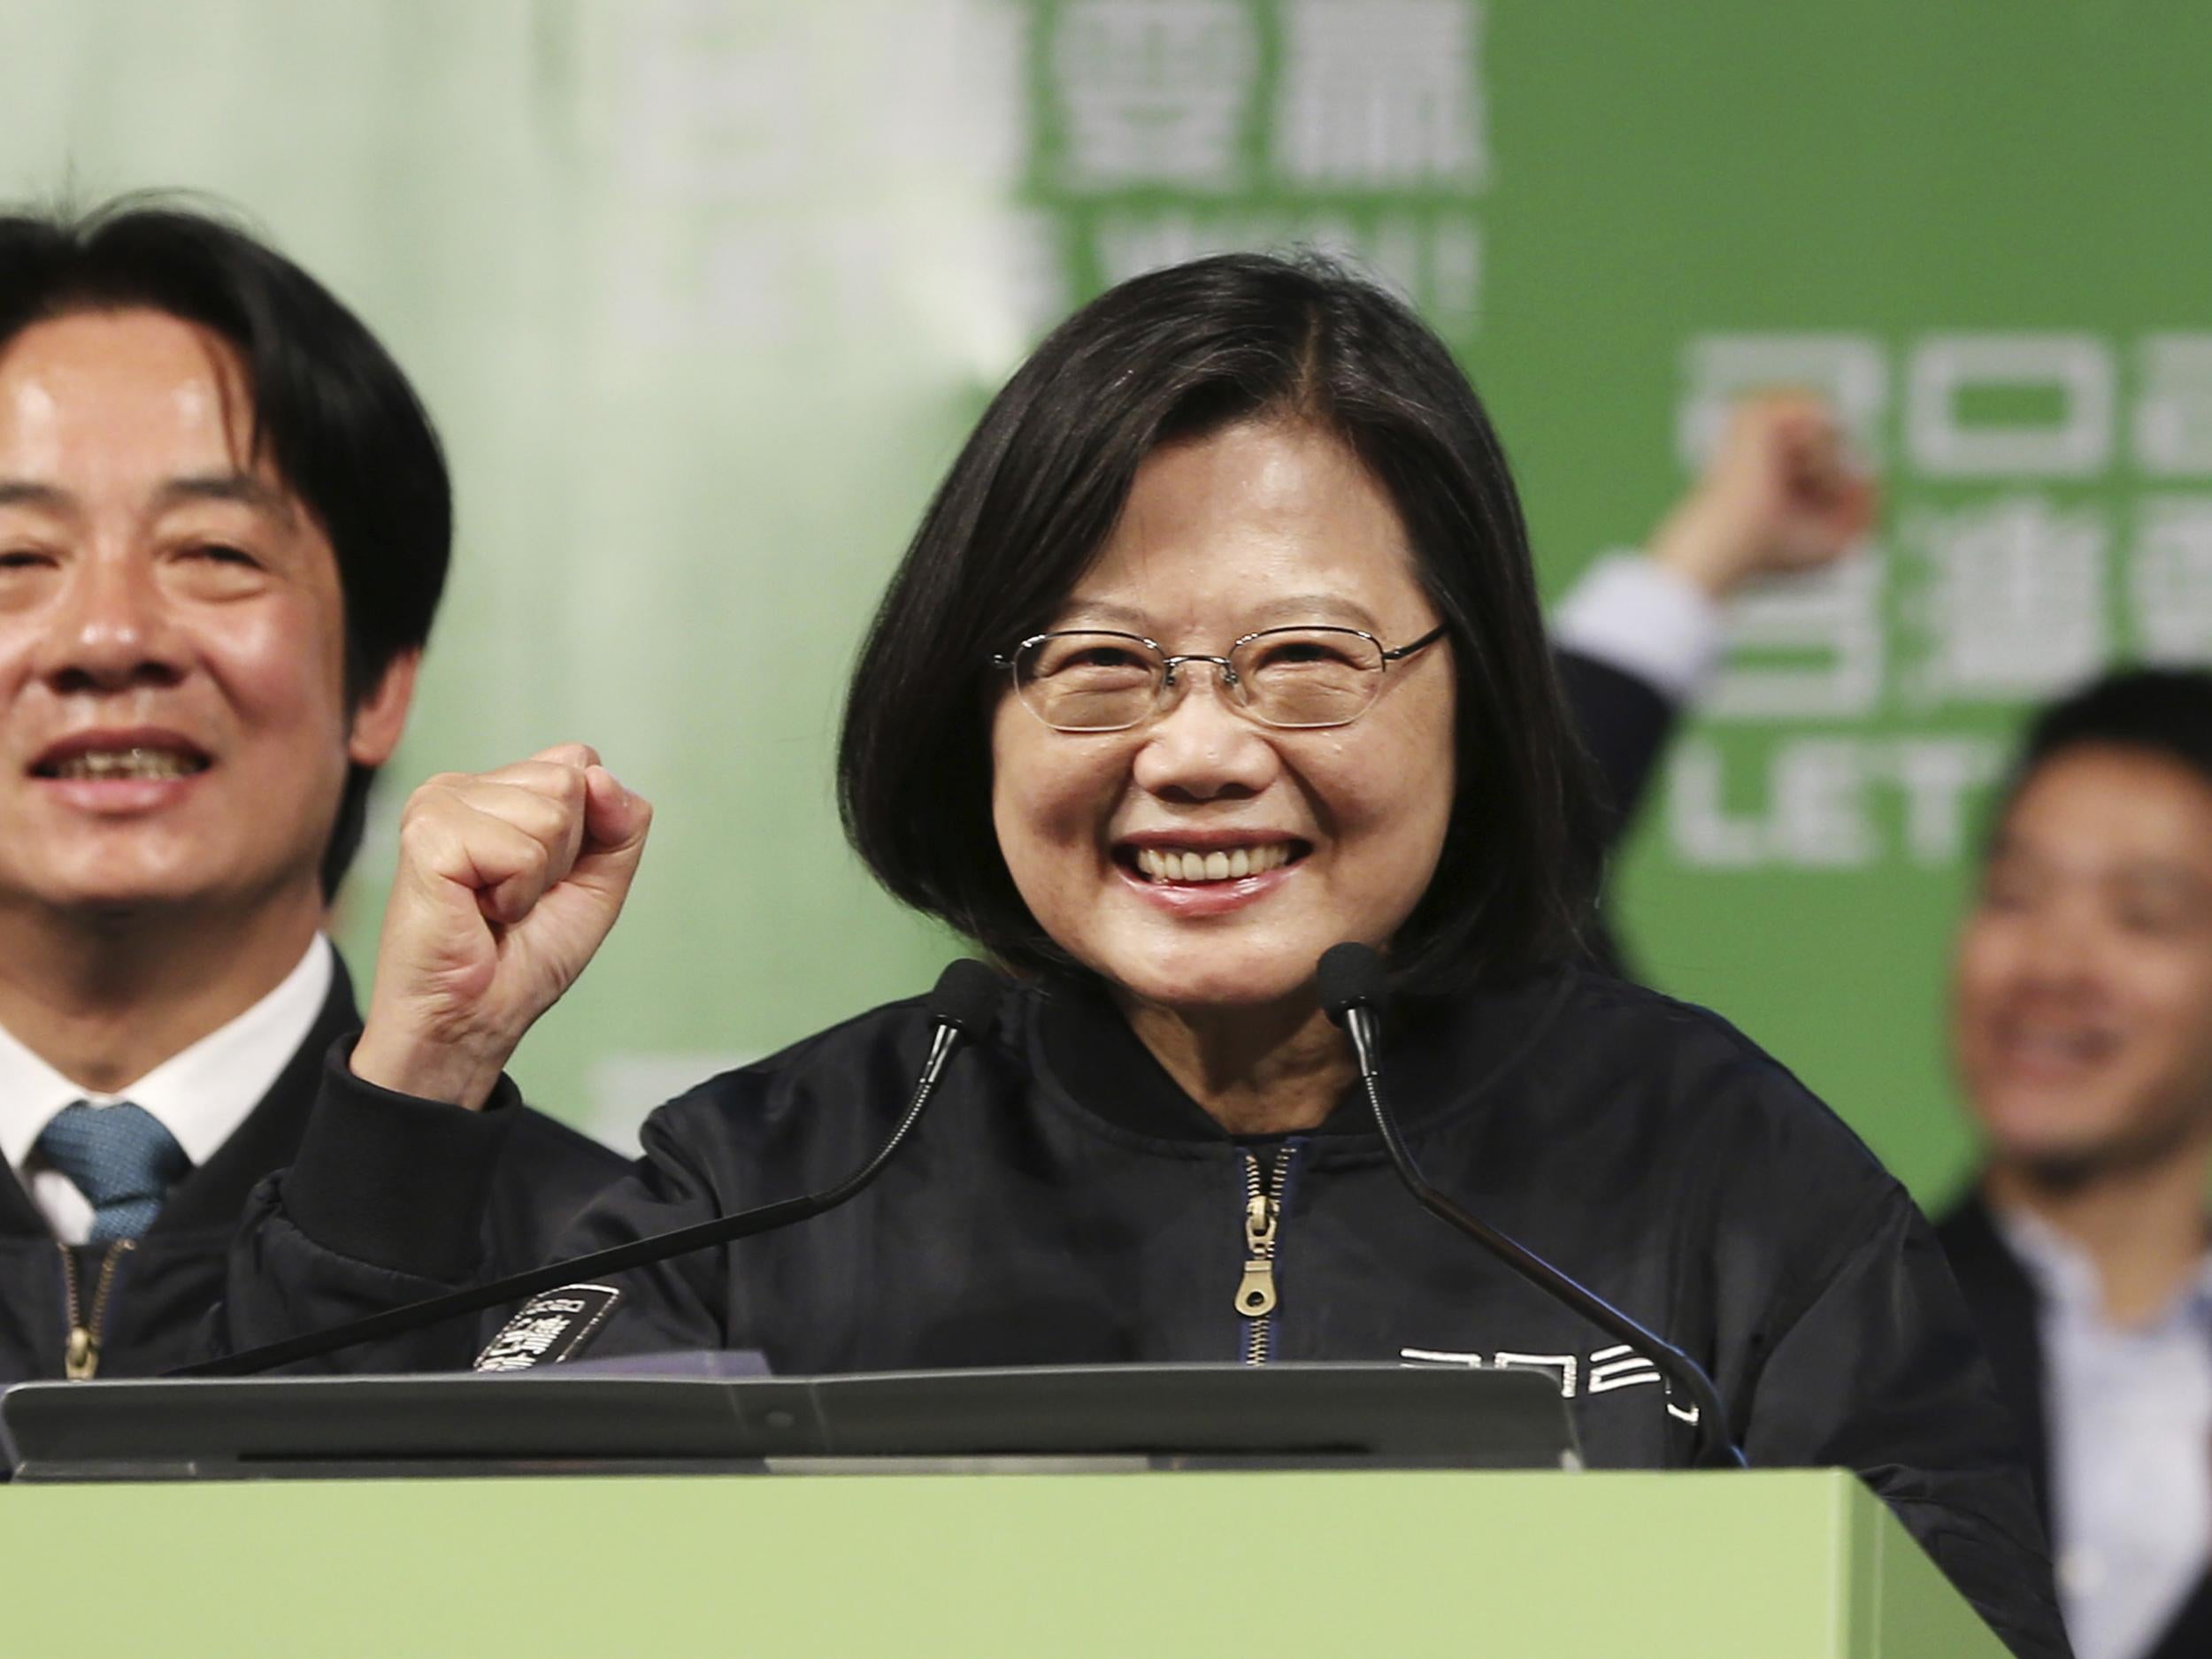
2,1361,1577,1480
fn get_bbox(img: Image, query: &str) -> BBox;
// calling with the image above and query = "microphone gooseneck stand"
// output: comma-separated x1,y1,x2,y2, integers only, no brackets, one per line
174,959,1006,1379
1317,943,1748,1470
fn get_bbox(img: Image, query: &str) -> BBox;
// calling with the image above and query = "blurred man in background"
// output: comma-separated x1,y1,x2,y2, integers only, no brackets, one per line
1939,670,2212,1659
0,201,620,1382
1563,394,2212,1659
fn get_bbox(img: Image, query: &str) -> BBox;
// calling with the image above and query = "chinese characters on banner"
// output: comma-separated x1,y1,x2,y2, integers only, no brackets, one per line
1030,0,1490,349
598,1,1490,361
603,0,1038,350
1669,334,2212,869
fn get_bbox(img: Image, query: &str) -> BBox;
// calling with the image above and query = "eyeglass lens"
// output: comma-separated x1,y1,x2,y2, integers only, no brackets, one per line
1015,629,1387,731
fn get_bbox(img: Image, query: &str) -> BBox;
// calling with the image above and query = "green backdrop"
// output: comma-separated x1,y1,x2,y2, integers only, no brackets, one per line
5,0,2204,1201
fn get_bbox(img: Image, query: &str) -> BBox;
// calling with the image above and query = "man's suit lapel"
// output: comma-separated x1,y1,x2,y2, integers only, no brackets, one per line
0,1148,47,1235
1935,1187,2052,1522
2146,1575,2212,1659
139,950,362,1237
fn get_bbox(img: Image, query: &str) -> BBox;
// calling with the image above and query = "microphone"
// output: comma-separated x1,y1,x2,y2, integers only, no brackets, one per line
1316,943,1747,1470
179,959,1007,1378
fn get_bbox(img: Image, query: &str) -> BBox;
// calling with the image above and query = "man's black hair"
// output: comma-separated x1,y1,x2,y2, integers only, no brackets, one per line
838,250,1595,995
0,196,450,895
2002,665,2212,815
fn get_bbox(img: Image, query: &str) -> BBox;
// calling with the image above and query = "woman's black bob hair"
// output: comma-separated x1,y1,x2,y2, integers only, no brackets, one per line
839,250,1595,995
0,196,450,898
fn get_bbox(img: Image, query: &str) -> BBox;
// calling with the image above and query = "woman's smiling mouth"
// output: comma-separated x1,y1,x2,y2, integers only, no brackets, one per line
1112,835,1311,914
1130,841,1301,883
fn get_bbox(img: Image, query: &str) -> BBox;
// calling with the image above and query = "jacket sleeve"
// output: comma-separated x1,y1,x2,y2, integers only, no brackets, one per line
1741,1186,2074,1659
211,1041,730,1371
1555,646,1680,851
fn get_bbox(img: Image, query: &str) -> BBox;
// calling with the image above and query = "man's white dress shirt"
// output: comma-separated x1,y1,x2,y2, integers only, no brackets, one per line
2001,1206,2212,1659
0,936,333,1243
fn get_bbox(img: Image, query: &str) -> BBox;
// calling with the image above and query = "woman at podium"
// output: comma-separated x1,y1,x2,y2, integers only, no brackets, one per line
222,255,2066,1659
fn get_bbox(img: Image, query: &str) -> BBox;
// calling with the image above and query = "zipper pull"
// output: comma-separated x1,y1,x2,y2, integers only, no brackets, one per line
65,1325,96,1381
1235,1259,1277,1317
1235,1189,1279,1317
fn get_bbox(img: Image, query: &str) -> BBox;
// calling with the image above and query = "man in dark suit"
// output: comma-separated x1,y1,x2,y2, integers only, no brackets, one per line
0,202,624,1381
1935,671,2212,1659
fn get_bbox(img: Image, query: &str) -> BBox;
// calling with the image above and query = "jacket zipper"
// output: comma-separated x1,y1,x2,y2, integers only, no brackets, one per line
1234,1148,1294,1365
59,1240,134,1381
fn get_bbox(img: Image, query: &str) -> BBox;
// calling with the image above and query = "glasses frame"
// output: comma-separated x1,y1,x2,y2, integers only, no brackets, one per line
992,621,1448,733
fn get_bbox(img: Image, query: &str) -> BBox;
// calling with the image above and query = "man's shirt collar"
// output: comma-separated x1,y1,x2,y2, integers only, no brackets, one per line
1997,1199,2212,1333
0,934,333,1176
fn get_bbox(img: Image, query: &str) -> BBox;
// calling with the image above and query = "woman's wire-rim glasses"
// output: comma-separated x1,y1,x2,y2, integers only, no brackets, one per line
992,622,1448,733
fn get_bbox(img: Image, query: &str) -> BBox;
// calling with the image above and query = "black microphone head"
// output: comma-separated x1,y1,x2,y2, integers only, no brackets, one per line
1317,942,1386,1027
927,958,1009,1039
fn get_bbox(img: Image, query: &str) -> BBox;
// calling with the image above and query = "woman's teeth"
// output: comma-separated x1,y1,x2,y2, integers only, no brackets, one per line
1133,844,1294,883
49,748,204,781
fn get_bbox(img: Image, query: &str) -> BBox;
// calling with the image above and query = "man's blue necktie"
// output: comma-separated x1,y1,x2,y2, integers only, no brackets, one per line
35,1101,189,1242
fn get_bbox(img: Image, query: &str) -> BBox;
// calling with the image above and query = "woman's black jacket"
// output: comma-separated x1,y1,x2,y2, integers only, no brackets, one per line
220,965,2070,1659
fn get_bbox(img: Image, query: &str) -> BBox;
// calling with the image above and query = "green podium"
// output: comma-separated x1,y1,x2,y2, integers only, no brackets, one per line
0,1467,2005,1656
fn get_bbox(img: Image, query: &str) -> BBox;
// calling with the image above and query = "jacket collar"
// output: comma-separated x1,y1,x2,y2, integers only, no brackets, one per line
1025,966,1578,1147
